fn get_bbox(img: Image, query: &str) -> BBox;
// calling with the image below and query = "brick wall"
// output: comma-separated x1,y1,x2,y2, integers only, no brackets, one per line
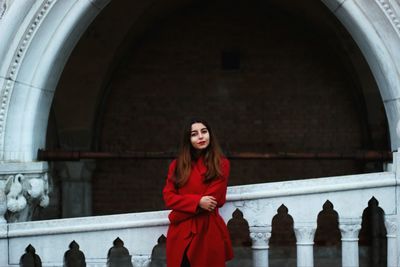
92,0,388,215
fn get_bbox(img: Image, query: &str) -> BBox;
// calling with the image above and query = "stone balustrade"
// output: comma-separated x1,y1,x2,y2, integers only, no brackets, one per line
1,155,399,266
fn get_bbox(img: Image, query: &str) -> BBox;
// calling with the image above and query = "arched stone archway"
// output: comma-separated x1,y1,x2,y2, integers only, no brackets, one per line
0,0,399,222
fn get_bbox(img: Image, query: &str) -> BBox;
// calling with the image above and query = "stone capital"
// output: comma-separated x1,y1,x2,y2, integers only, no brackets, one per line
384,215,397,237
294,222,317,245
249,226,272,249
339,218,362,241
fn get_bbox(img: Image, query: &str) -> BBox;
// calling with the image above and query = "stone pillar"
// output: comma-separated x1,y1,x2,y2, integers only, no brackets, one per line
58,160,95,218
249,226,271,267
339,218,362,267
294,222,317,267
384,215,398,267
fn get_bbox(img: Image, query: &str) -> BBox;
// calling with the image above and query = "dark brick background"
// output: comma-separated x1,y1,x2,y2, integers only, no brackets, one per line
91,0,388,215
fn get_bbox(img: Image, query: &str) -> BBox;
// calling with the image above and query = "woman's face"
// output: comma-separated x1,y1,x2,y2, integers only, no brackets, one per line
190,122,210,150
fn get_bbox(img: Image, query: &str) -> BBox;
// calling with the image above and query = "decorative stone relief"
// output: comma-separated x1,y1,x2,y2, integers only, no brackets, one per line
339,218,362,241
249,226,272,249
384,216,397,237
294,222,317,245
3,172,50,222
5,174,27,212
376,0,400,35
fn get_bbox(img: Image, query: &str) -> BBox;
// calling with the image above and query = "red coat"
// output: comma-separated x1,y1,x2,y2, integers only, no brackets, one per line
163,158,233,267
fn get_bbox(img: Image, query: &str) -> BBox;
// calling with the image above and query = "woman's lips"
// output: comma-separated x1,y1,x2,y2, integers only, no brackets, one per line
198,141,206,145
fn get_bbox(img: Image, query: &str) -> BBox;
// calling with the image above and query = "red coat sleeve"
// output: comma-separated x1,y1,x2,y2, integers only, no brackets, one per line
163,160,202,213
202,158,230,207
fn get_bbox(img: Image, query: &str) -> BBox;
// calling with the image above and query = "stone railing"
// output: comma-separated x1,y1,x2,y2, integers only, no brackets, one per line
1,156,399,267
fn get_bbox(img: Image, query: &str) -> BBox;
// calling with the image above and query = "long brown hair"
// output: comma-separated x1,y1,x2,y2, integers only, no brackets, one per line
174,118,224,188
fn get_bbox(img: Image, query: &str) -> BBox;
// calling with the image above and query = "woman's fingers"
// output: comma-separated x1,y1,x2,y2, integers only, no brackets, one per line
199,196,218,211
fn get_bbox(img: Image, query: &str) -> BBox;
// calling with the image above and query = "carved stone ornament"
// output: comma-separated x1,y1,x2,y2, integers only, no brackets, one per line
339,218,362,241
294,223,317,245
4,172,50,221
384,216,397,237
376,0,400,34
249,226,272,249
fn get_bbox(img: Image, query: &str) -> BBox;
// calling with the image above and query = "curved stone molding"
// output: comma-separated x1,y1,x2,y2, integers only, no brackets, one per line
294,222,317,245
0,0,111,162
376,0,400,35
0,0,56,158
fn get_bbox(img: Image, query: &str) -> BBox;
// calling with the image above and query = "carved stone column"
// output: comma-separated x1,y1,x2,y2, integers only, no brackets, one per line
58,160,95,217
339,218,362,267
294,222,317,267
0,162,49,223
384,215,398,267
249,226,272,267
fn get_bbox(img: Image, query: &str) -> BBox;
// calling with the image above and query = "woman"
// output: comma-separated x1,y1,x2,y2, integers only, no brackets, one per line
163,118,233,267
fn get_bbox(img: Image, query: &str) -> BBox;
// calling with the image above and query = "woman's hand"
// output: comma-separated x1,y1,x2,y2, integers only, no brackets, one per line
199,196,217,212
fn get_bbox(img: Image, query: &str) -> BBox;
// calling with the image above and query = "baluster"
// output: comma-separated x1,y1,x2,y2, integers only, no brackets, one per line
64,240,86,267
293,221,316,267
339,217,362,267
107,237,133,267
20,244,42,267
249,226,271,267
384,215,398,267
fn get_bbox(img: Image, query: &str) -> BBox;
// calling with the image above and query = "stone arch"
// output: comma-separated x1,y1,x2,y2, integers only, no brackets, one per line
0,0,398,161
0,0,110,161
